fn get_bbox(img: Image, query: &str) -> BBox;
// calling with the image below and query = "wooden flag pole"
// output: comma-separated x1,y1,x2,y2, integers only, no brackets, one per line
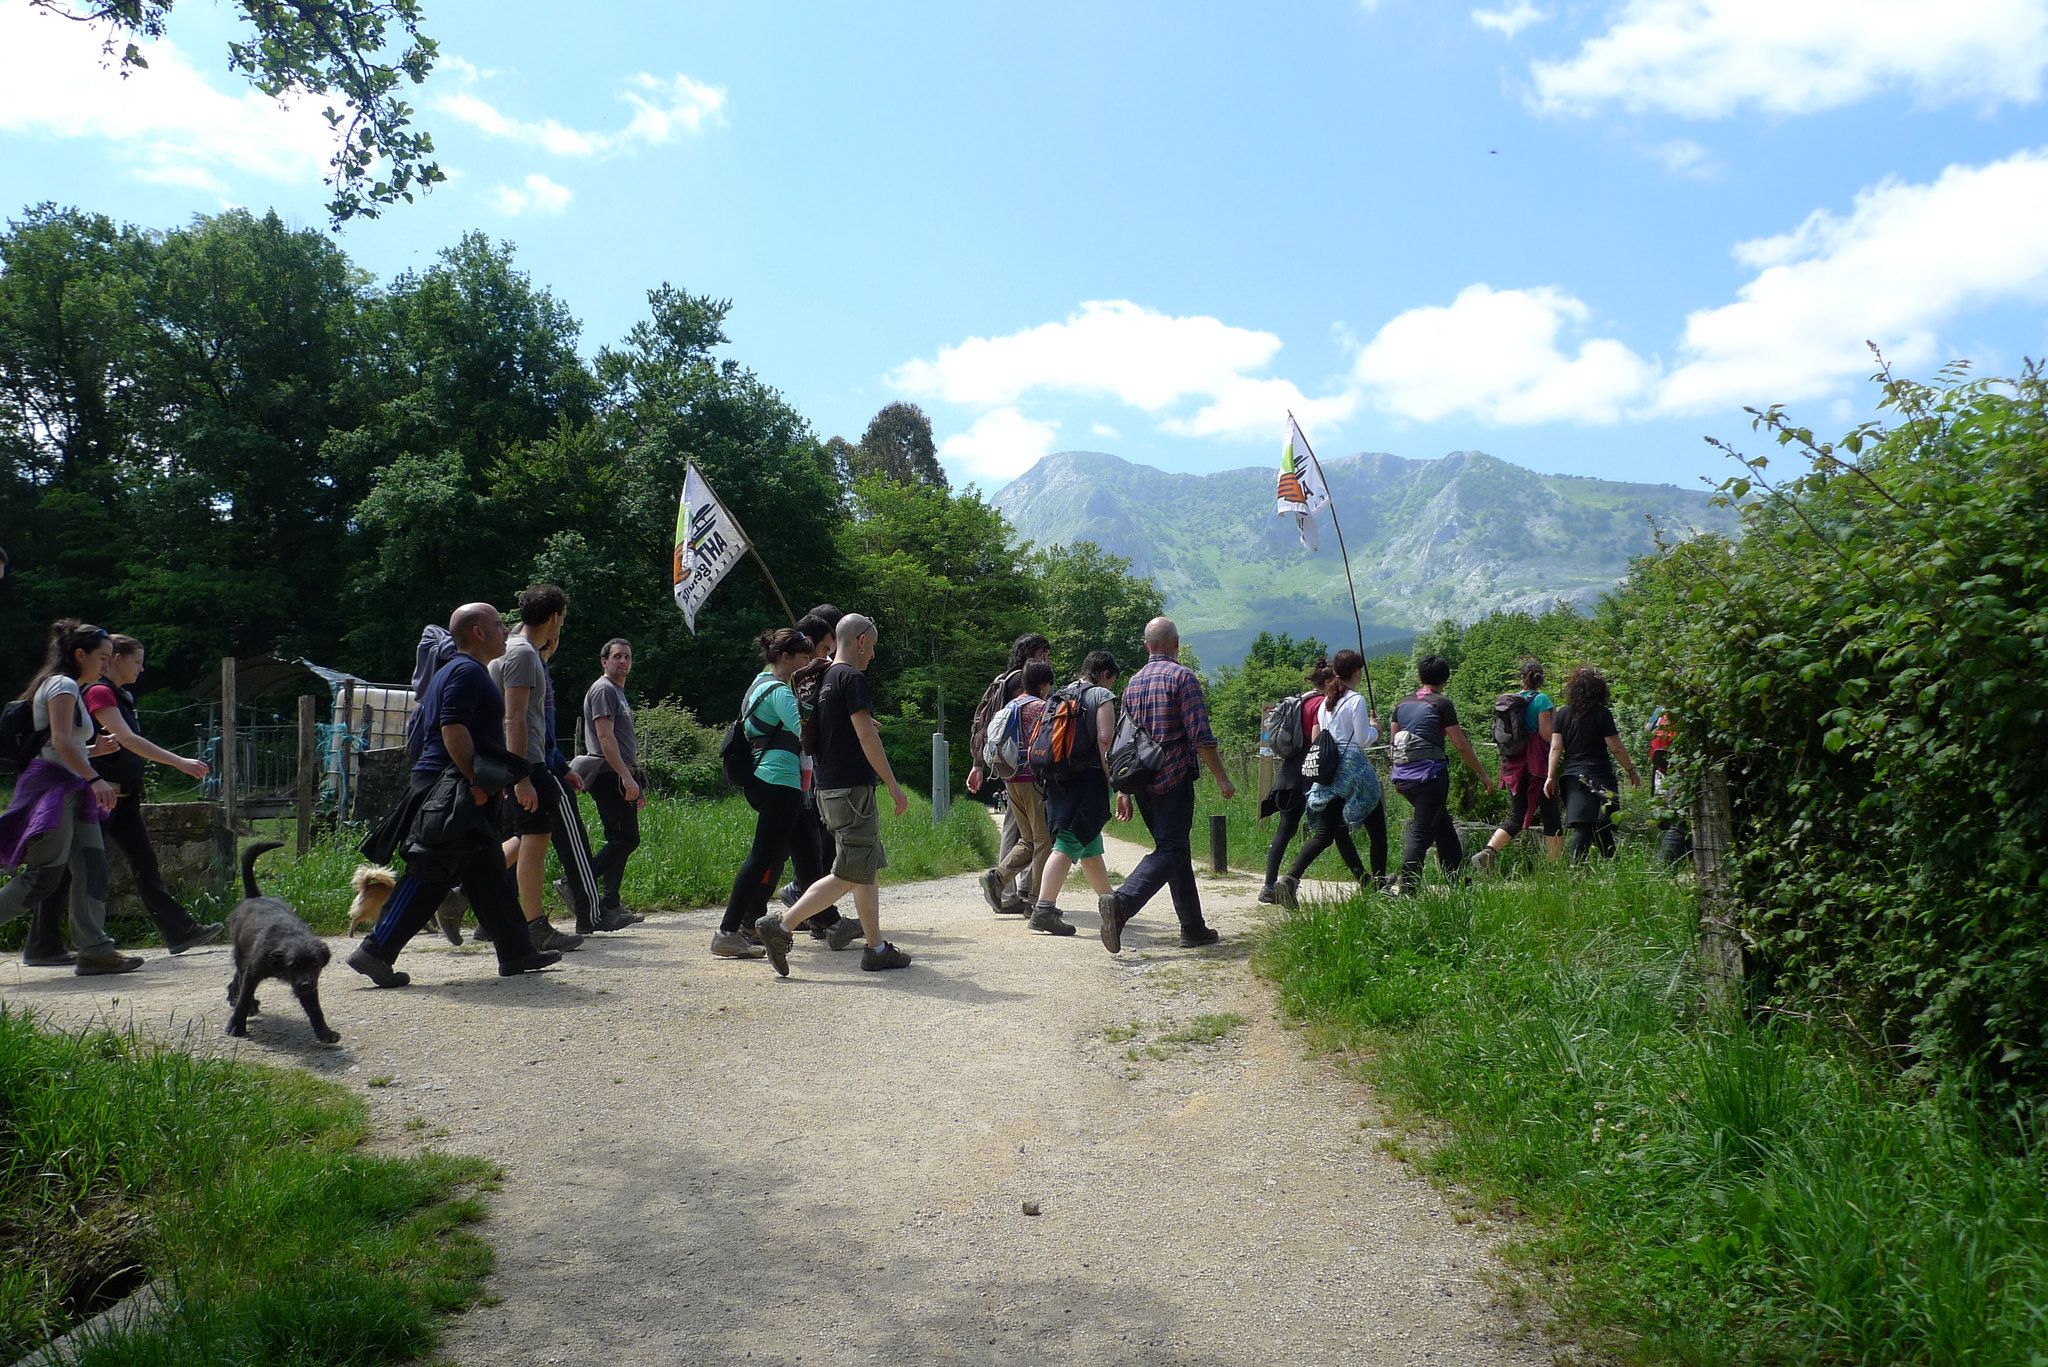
720,504,798,628
1289,411,1376,719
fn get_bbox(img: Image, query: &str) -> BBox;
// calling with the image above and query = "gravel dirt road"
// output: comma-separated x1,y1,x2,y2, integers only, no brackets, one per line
1,830,1547,1367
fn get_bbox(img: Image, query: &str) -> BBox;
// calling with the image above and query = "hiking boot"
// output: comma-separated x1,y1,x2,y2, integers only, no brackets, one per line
1179,925,1221,949
778,882,802,908
756,912,795,977
997,894,1029,915
1028,906,1077,937
1256,885,1280,905
710,929,765,959
528,918,582,953
1275,876,1298,910
435,899,465,946
1097,892,1129,954
472,919,494,944
860,940,912,971
978,868,1007,914
166,922,225,954
20,946,75,967
497,949,561,977
592,904,642,932
75,948,144,977
1468,847,1498,876
348,946,411,988
824,918,864,952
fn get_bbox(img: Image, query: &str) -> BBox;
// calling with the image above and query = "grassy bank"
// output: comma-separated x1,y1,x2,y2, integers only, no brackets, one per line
0,1006,492,1364
1258,858,2048,1365
1,788,995,943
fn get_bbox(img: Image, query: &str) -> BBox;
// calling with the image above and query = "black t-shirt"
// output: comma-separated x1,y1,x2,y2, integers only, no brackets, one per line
1555,703,1619,780
91,684,149,792
814,662,877,789
413,654,506,776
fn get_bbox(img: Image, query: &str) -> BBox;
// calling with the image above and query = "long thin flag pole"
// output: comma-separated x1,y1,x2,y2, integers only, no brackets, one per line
1289,411,1376,718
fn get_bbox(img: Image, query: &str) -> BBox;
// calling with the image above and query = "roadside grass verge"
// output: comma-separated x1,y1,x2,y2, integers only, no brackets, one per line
0,789,996,943
0,1005,493,1364
1257,856,2048,1365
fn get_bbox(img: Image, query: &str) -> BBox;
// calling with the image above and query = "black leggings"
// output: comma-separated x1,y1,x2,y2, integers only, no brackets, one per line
1285,801,1387,883
723,778,803,933
1263,795,1304,887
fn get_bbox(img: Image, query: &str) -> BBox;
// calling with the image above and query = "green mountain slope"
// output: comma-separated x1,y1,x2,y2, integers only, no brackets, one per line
993,450,1736,665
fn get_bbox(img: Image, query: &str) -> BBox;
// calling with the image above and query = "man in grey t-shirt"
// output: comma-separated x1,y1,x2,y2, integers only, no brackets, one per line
572,637,645,915
487,585,593,953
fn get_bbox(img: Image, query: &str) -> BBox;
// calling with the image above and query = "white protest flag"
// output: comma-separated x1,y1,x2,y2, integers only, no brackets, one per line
672,462,749,633
1276,414,1330,550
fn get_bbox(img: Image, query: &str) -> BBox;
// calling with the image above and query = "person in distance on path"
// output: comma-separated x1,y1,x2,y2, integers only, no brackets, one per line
488,584,586,954
573,637,650,922
1029,651,1122,934
755,613,913,976
1544,666,1640,862
778,606,853,943
1388,655,1495,893
983,660,1057,928
1470,656,1564,873
1273,649,1386,909
1099,617,1233,953
968,633,1053,912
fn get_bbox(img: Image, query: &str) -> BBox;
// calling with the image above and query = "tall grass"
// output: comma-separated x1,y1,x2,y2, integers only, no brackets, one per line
0,1006,492,1363
1259,857,2048,1365
1,789,995,943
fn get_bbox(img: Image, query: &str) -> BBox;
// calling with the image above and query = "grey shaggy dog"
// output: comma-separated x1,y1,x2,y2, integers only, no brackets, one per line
226,840,339,1044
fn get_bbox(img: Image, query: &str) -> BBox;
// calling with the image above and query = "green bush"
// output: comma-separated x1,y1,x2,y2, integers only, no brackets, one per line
1600,363,2048,1112
633,698,726,799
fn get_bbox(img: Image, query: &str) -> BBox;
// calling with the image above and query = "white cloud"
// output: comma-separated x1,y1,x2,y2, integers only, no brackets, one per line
1531,0,2048,118
1351,284,1656,424
0,7,335,193
1655,148,2048,413
1653,138,1717,180
492,173,573,217
1089,422,1121,440
436,66,725,158
939,408,1060,485
1472,4,1547,39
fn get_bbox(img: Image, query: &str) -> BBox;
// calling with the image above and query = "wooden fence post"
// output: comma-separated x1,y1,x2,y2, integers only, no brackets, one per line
216,657,238,874
338,679,356,820
1691,760,1742,1007
295,694,316,856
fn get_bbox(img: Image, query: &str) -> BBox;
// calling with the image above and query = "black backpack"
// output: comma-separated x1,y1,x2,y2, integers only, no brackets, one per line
721,680,799,787
1,697,47,768
1106,711,1164,795
1492,691,1533,760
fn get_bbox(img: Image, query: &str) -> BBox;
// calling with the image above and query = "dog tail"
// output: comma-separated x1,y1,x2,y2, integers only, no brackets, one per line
241,840,286,899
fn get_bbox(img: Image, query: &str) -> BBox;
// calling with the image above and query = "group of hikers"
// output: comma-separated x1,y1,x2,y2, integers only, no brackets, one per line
0,561,1654,985
1257,652,1644,908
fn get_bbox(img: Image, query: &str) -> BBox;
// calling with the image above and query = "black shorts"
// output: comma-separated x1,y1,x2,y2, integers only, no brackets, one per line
502,769,565,838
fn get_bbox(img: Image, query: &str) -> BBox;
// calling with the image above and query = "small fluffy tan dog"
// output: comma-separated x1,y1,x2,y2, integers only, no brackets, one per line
348,864,470,943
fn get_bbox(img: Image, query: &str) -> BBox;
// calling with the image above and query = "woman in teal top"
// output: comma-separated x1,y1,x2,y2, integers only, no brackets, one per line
713,627,812,958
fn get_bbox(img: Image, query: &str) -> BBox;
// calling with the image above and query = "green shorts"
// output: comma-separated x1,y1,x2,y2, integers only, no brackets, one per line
1052,829,1104,860
817,785,887,884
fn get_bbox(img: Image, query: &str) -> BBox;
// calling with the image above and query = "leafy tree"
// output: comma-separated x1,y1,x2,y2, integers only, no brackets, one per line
1026,540,1162,677
849,400,946,488
25,0,443,223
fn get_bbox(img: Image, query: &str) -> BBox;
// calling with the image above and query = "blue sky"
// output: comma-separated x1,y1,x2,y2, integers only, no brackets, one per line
4,0,2047,493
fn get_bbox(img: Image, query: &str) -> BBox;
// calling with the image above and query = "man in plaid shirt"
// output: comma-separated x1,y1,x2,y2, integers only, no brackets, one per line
1100,617,1236,952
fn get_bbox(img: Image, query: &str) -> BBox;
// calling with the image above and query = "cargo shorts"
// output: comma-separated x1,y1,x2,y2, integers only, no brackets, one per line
816,785,886,884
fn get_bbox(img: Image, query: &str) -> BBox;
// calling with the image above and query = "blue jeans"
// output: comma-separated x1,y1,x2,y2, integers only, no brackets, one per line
1118,777,1206,932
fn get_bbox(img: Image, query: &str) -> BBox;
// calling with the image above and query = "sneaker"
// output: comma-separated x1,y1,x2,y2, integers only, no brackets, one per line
472,919,495,944
1275,876,1298,910
166,922,225,954
497,949,562,977
432,897,465,945
824,918,864,952
1178,925,1221,949
20,947,76,968
1097,892,1128,954
978,868,1007,914
757,912,795,977
860,940,913,971
74,949,144,977
592,905,642,932
1256,885,1280,905
996,895,1029,916
528,919,583,953
1028,906,1077,937
778,882,802,909
1469,847,1498,875
710,929,765,959
347,946,411,988
806,917,834,940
